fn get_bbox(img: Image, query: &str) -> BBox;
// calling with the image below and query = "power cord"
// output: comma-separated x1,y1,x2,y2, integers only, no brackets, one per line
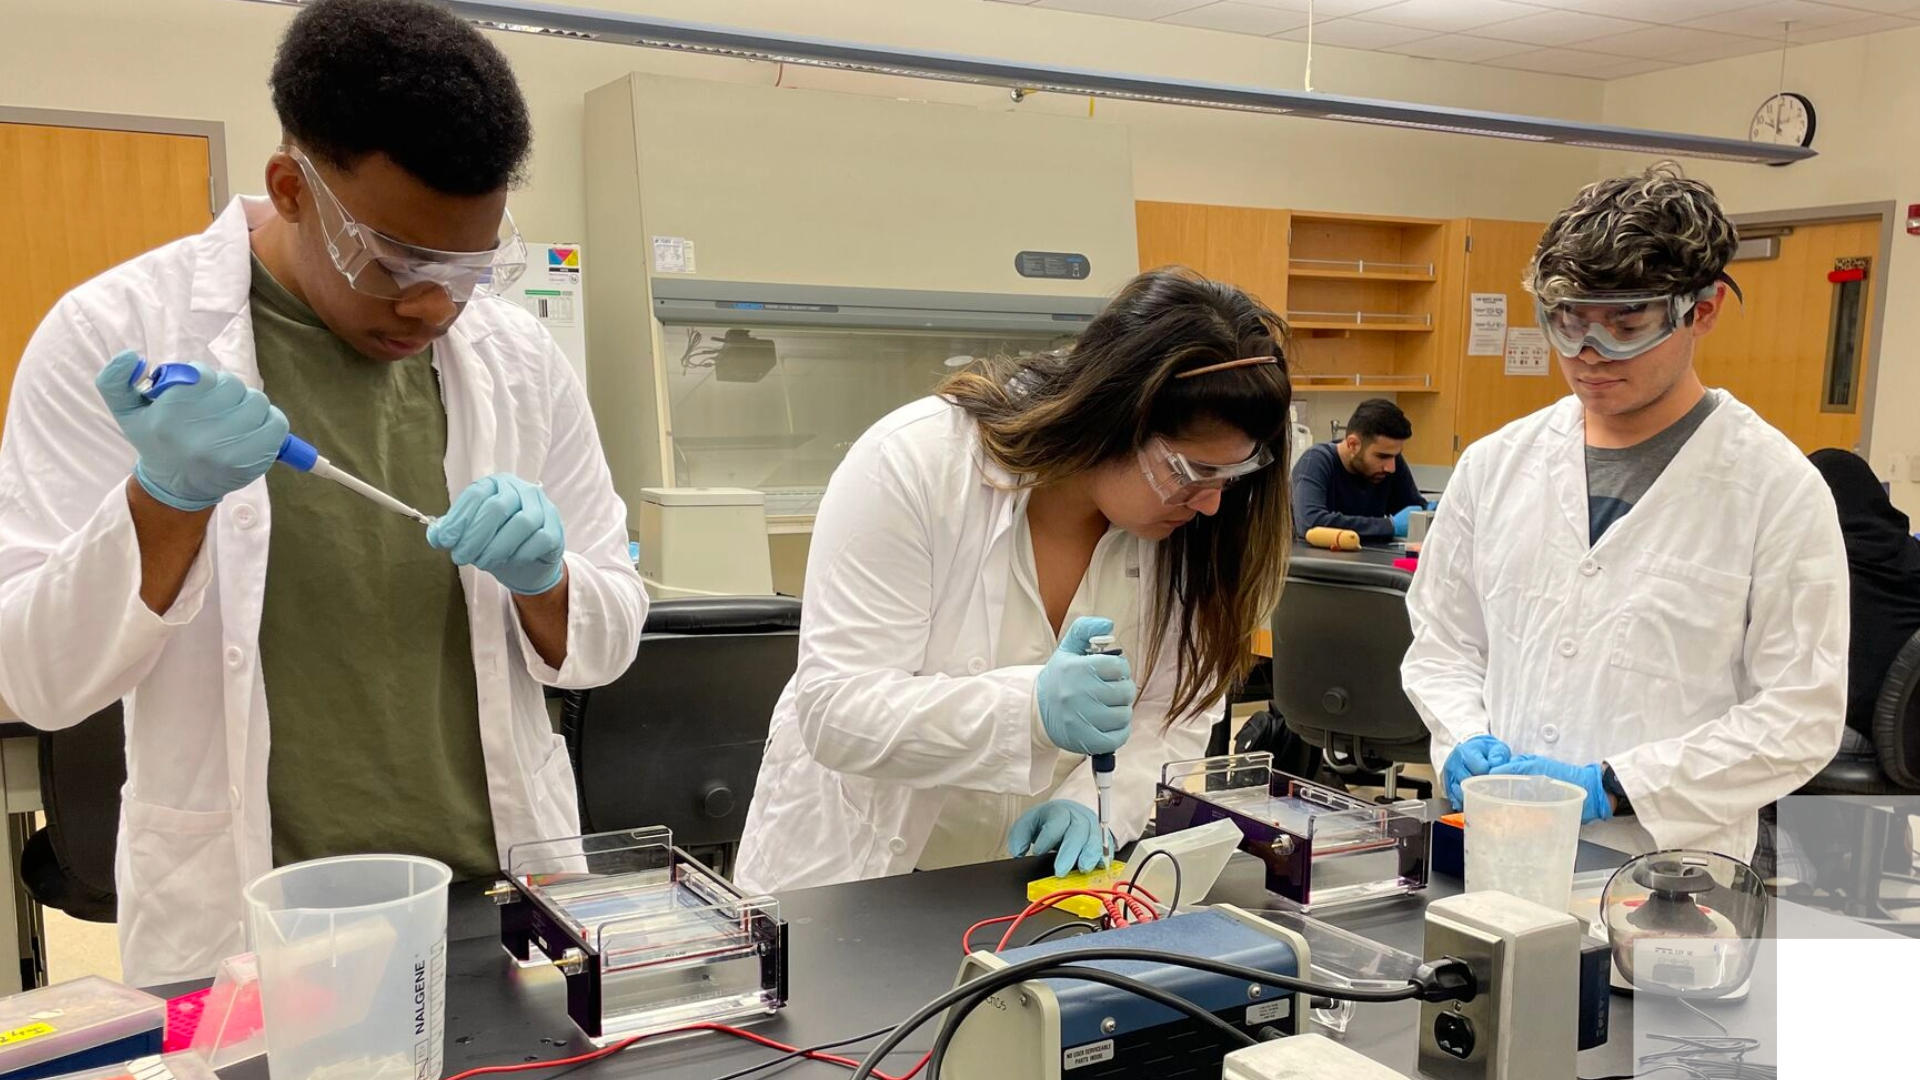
441,1020,929,1080
848,946,1463,1080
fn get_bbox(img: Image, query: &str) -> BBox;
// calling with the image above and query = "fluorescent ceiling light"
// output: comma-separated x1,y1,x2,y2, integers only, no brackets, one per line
234,0,1812,166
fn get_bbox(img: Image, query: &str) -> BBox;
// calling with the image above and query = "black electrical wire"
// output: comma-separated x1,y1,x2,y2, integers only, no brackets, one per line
926,963,1258,1079
847,946,1434,1080
1022,920,1102,946
1126,847,1183,914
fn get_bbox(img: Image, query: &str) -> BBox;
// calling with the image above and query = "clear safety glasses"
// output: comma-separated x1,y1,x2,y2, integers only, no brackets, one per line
1534,287,1715,363
1139,437,1275,506
285,145,527,302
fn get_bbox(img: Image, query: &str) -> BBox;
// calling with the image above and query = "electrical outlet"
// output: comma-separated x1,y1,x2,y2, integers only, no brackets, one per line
1908,455,1920,479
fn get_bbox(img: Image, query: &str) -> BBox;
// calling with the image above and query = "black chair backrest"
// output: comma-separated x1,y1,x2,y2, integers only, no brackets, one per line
41,702,126,904
1873,627,1920,790
1271,551,1430,764
575,597,802,849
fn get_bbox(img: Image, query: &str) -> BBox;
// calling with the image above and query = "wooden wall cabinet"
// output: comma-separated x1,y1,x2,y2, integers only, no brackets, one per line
1137,201,1543,467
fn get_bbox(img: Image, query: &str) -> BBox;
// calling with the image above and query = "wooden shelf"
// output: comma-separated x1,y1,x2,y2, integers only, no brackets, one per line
1290,320,1434,333
1291,383,1437,394
1288,267,1436,283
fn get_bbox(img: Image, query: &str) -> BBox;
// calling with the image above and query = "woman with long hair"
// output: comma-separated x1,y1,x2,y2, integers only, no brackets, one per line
736,268,1293,892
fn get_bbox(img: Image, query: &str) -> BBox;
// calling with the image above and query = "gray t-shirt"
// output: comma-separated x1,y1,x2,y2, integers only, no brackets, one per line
1586,391,1720,544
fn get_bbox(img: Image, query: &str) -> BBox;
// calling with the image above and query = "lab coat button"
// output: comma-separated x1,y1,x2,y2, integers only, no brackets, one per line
232,504,258,529
887,836,909,856
1557,639,1577,657
224,646,244,668
228,786,241,807
1541,724,1560,744
966,657,987,675
1580,561,1598,577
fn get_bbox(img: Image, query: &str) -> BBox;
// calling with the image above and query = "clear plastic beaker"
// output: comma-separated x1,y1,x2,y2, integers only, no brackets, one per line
1461,774,1584,913
244,855,451,1080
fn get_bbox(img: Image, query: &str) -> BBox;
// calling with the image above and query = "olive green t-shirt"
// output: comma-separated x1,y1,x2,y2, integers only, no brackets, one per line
251,257,499,880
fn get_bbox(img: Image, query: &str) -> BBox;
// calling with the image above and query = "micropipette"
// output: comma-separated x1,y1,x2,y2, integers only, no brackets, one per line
1086,632,1123,868
129,360,436,526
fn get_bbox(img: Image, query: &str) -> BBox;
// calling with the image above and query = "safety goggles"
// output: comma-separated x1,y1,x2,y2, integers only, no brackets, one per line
285,145,527,302
1534,287,1716,363
1139,437,1274,506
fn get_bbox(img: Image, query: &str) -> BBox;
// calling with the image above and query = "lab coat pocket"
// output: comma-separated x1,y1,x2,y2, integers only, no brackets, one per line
1608,553,1750,690
121,798,242,981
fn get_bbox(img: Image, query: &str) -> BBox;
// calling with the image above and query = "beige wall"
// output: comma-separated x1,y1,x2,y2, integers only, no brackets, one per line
1601,26,1920,514
3,0,1606,244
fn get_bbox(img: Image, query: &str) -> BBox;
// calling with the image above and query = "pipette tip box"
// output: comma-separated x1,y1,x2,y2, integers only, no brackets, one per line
496,827,788,1044
0,977,164,1080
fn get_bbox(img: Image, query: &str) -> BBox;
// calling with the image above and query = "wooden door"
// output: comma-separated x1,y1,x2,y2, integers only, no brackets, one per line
1694,217,1880,453
1447,218,1559,459
0,123,214,445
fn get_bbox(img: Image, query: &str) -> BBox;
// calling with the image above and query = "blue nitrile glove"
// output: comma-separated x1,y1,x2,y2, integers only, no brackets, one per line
1442,735,1513,809
1392,505,1417,538
427,474,567,595
1036,616,1135,757
1009,799,1114,877
1489,756,1613,824
94,352,289,512
1425,499,1440,511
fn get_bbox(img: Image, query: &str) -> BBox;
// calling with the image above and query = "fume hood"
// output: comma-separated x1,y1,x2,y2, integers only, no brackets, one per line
582,73,1136,542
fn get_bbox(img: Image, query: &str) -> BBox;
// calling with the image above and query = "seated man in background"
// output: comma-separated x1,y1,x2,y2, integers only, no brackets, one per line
1402,164,1847,862
1291,398,1428,542
1809,449,1920,753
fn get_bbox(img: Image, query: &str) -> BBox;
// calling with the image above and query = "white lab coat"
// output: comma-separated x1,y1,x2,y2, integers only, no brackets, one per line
0,198,647,986
735,397,1214,894
1402,391,1847,861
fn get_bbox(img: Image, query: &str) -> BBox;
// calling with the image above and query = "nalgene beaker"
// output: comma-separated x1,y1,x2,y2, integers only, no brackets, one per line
245,854,451,1080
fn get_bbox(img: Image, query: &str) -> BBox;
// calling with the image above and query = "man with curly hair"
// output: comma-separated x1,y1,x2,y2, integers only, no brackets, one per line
1402,165,1847,863
0,0,645,983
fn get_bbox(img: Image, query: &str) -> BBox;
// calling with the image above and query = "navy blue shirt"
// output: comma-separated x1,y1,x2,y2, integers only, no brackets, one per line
1291,441,1426,541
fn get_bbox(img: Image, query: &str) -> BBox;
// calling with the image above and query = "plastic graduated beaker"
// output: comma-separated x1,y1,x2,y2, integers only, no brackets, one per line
1461,774,1585,913
244,855,451,1080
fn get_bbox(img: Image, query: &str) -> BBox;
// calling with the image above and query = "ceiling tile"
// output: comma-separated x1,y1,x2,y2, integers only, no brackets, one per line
1587,55,1682,77
1273,17,1440,47
1774,12,1920,42
1349,0,1544,33
1484,46,1641,75
1478,8,1654,45
1161,0,1310,33
1578,24,1770,57
1379,33,1541,60
1808,0,1920,12
1030,0,1217,19
1528,0,1769,21
1221,0,1405,13
1686,0,1877,36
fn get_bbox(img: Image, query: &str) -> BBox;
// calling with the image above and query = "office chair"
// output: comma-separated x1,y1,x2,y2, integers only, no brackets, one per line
21,702,124,929
1788,628,1920,935
1269,550,1432,802
564,596,801,879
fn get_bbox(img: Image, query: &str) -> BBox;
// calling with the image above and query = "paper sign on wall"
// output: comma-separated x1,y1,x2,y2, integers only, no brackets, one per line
1468,293,1508,356
505,241,588,386
1504,327,1551,377
652,235,697,274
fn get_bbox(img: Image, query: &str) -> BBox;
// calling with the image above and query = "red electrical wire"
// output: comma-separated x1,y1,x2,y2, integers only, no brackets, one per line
958,886,1164,956
442,1021,930,1080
